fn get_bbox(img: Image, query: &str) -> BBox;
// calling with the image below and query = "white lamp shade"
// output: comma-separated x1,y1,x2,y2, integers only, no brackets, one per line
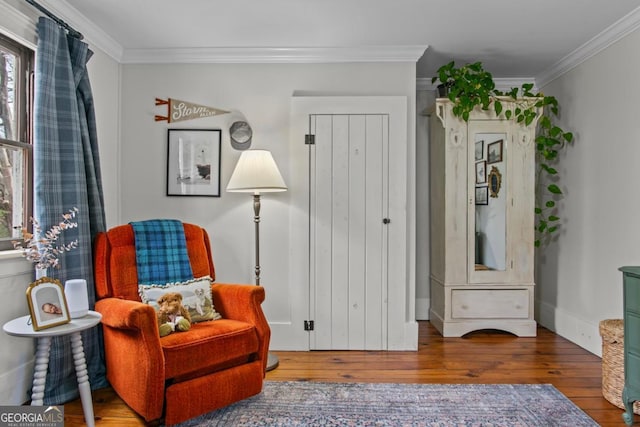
226,149,287,193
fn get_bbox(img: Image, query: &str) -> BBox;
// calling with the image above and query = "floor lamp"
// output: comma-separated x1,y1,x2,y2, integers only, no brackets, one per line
226,149,287,371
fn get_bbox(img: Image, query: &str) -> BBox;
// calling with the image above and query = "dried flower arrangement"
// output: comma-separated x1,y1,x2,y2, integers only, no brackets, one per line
12,207,79,270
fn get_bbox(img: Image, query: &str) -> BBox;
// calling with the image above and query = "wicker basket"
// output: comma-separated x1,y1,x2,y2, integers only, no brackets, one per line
599,319,640,414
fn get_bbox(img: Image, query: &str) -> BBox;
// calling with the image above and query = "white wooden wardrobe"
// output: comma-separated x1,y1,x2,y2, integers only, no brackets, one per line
428,99,537,337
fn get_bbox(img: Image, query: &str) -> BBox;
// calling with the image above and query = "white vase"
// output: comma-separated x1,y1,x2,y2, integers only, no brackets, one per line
64,279,89,318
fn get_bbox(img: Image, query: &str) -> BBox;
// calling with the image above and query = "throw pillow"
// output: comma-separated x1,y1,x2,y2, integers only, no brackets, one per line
139,276,222,323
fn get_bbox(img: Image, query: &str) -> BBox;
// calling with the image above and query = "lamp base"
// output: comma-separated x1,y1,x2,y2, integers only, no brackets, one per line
266,352,279,371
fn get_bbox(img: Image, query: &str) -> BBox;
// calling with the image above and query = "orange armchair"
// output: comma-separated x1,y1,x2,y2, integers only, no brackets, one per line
93,222,270,425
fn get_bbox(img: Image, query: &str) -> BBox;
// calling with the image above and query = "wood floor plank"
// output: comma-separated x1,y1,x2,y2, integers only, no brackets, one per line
61,322,631,426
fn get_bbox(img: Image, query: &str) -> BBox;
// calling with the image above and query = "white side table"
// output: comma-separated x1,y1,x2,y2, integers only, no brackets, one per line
3,310,102,427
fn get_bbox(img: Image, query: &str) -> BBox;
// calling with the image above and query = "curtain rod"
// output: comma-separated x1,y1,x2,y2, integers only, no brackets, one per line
24,0,83,40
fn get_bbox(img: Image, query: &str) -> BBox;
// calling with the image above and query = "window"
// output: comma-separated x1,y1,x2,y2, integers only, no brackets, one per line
0,33,33,250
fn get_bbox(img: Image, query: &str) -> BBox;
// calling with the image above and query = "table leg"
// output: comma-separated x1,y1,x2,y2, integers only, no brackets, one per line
70,332,95,427
31,336,51,406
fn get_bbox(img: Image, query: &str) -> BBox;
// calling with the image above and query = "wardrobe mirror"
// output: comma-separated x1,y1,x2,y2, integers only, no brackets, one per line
474,133,506,271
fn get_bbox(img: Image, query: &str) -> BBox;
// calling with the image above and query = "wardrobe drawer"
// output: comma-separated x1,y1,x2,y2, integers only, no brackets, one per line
451,289,529,319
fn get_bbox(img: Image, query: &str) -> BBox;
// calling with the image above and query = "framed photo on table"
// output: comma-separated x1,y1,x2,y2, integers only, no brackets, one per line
167,129,222,197
26,277,70,331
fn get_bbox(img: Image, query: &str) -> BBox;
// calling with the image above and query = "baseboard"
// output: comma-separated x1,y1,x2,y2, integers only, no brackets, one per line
415,297,430,320
0,359,34,404
536,300,602,357
388,320,419,351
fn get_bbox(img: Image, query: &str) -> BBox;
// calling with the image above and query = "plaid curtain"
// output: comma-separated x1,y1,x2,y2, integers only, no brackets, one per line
33,17,108,404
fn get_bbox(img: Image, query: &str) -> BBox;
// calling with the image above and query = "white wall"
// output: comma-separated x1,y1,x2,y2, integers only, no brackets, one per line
89,49,121,228
119,62,417,346
0,2,121,404
0,255,36,405
536,26,640,355
416,90,434,319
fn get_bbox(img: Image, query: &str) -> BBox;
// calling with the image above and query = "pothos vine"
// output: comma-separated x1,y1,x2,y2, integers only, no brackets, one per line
432,61,574,247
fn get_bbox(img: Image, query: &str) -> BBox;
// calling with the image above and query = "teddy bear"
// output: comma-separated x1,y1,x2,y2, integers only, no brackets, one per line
156,292,192,337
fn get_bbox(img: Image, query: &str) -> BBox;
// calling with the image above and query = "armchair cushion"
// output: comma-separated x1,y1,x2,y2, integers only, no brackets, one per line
162,319,259,379
139,276,222,323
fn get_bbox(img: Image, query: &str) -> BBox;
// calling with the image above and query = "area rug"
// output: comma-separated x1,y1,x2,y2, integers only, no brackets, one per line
174,381,598,426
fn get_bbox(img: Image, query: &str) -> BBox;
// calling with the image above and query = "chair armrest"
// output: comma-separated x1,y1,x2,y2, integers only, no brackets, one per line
95,297,159,335
94,297,165,420
211,283,265,321
212,283,270,372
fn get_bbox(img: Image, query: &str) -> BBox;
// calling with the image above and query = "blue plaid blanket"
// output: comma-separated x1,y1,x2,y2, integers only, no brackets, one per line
130,219,193,285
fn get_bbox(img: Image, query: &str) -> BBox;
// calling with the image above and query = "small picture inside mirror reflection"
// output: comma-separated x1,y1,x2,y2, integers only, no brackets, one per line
475,161,486,184
487,140,503,164
475,186,488,205
475,140,484,161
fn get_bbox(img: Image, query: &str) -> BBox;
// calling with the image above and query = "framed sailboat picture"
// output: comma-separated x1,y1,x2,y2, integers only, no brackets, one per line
167,129,221,197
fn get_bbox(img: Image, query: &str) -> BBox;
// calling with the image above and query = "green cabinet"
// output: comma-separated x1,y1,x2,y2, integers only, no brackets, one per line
620,266,640,425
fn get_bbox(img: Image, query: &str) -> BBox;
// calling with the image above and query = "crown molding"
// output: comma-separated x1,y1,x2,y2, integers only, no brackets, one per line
536,6,640,87
23,1,427,64
416,78,432,91
492,78,538,92
12,1,640,89
38,0,123,60
417,77,537,93
121,45,428,64
0,0,38,49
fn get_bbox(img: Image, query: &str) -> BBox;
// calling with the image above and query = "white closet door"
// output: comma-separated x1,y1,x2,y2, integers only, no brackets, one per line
283,95,413,352
309,113,389,350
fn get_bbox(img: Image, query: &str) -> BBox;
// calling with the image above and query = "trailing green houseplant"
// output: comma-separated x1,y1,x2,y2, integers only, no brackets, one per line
433,61,497,121
432,61,574,247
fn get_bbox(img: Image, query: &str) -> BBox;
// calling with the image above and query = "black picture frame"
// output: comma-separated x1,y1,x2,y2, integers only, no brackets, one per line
487,139,503,164
475,140,484,161
167,129,221,197
475,160,487,184
475,186,488,205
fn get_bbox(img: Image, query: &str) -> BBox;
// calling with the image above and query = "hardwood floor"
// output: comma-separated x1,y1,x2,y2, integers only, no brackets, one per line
63,321,631,426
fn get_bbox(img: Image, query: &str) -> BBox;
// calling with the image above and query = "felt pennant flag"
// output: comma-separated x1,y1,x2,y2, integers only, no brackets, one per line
155,98,230,123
